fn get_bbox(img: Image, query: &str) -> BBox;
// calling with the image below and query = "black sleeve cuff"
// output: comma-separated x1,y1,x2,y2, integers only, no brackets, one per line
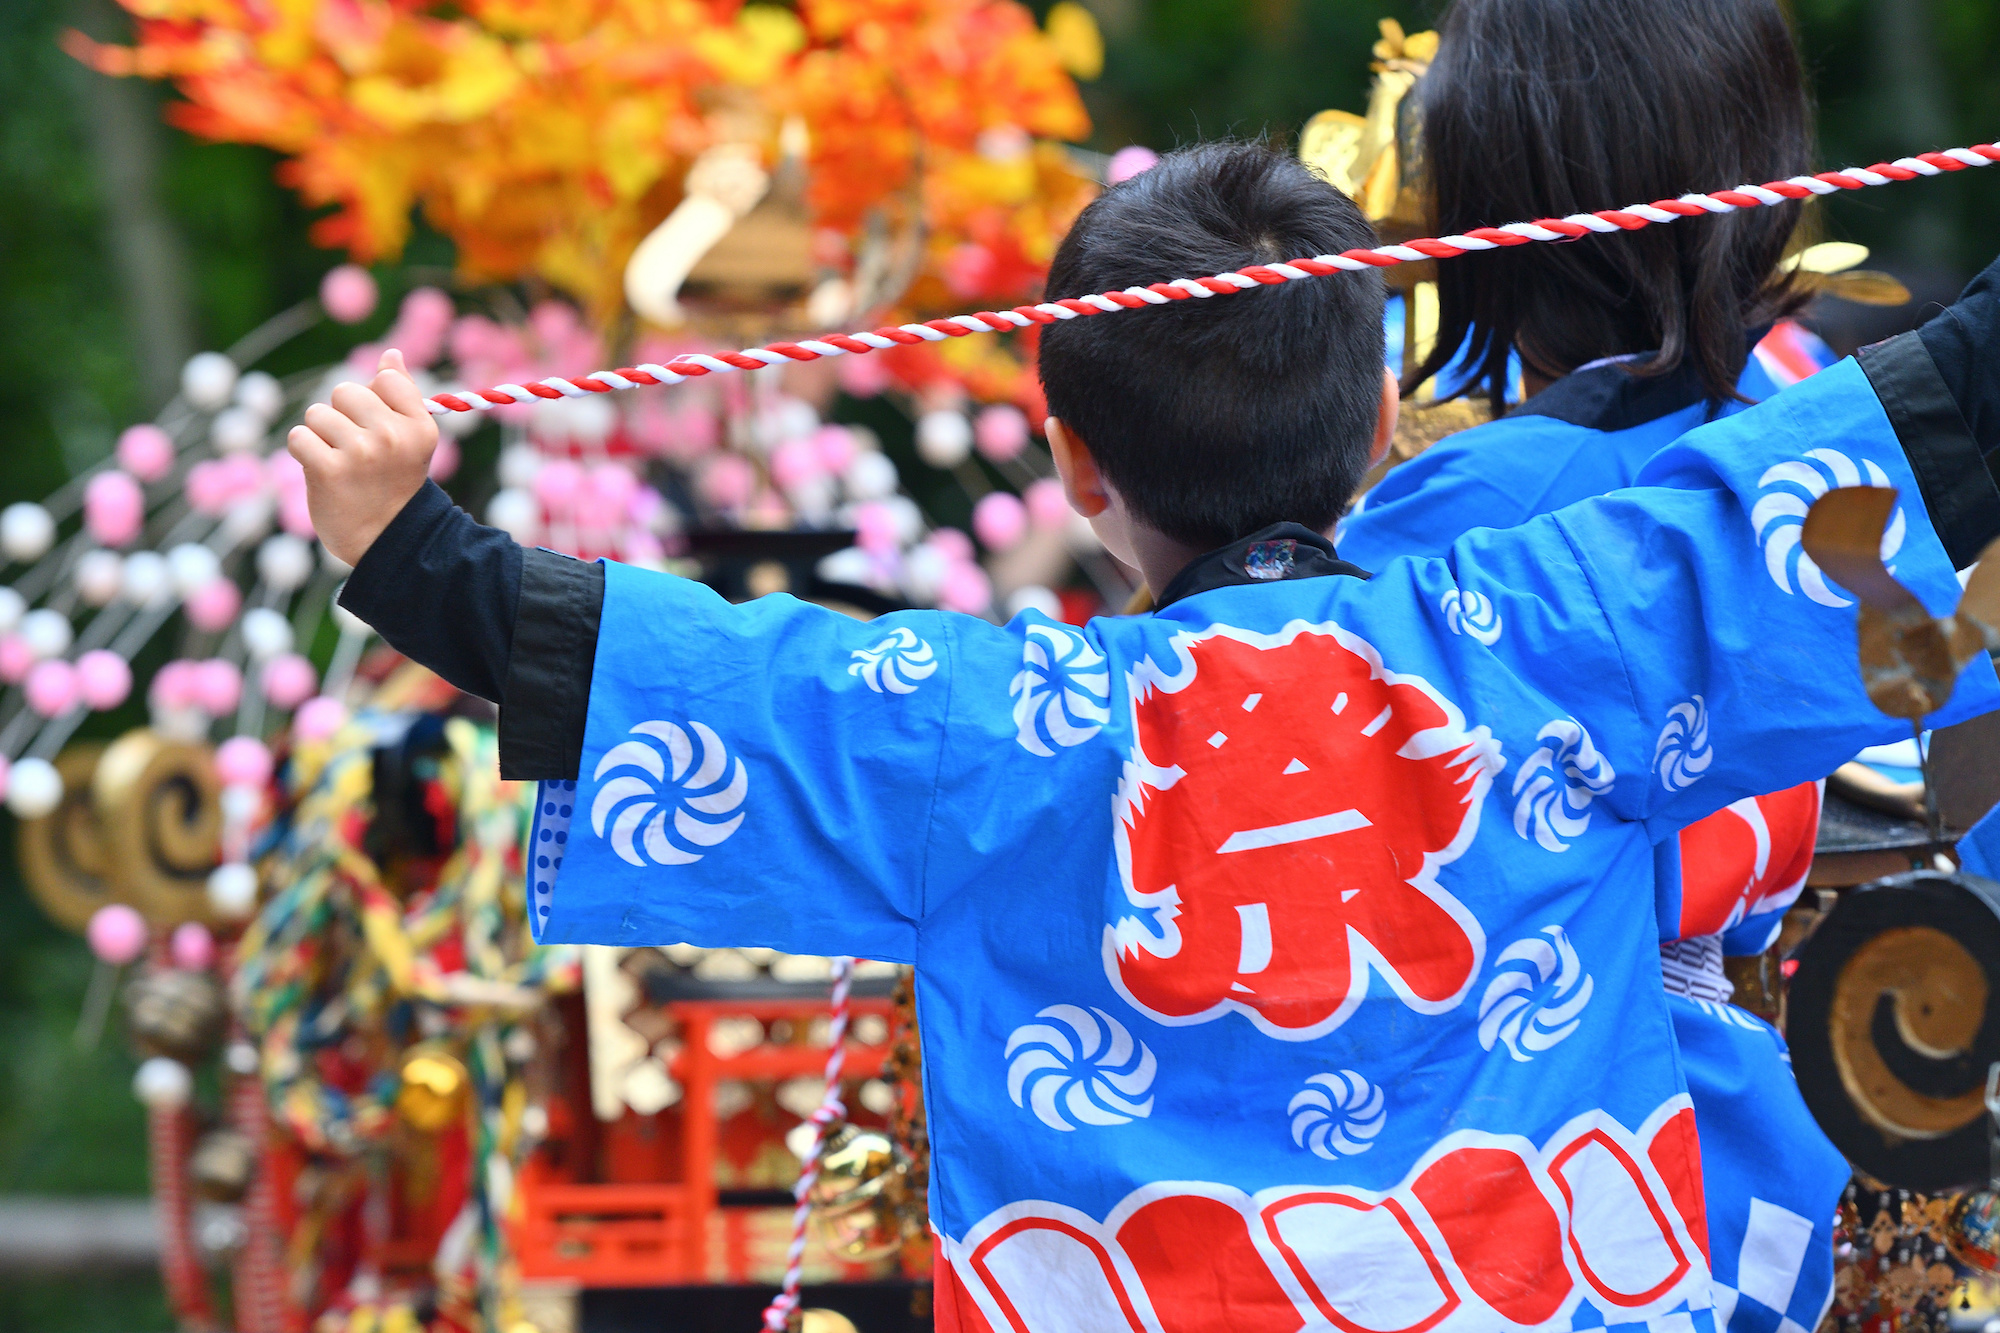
498,549,603,782
1857,330,2000,569
339,479,522,703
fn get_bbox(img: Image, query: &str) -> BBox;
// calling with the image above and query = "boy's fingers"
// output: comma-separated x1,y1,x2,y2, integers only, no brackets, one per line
378,347,408,377
303,400,367,451
370,352,430,419
328,381,398,433
287,424,338,469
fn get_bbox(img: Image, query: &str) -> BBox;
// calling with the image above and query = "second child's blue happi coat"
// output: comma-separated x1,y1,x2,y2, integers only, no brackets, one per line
529,361,1995,1333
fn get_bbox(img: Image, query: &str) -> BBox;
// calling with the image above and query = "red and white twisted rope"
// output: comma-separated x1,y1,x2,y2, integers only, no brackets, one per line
761,954,856,1333
424,142,1998,418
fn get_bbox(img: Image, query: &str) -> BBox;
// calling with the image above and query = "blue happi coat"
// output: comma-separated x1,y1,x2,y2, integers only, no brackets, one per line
530,360,1992,1333
1342,337,1851,1333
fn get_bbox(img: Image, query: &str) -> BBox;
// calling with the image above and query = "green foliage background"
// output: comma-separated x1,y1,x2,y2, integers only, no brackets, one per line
0,0,1993,1327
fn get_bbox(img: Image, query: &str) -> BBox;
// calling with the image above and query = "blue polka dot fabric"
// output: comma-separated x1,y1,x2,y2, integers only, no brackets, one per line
526,778,575,940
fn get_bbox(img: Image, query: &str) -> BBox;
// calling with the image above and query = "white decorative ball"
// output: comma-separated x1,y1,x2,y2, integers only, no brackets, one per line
329,598,366,636
255,534,313,591
225,1042,259,1076
233,370,285,422
497,444,544,491
181,352,238,411
167,543,222,596
0,586,23,635
120,551,173,606
816,548,876,587
75,550,124,607
915,410,974,469
884,495,925,545
1006,585,1065,620
20,608,73,659
220,496,274,544
206,862,259,919
775,397,820,442
134,1057,194,1109
6,757,63,818
239,607,294,661
210,406,265,455
901,544,951,602
786,475,836,525
1,503,55,563
842,451,900,501
219,786,260,824
485,488,540,543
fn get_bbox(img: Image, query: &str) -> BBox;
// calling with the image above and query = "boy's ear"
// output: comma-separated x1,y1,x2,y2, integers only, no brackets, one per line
1369,367,1401,468
1046,417,1111,517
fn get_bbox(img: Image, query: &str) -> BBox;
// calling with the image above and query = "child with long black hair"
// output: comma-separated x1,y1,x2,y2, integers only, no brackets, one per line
1338,3,1850,1325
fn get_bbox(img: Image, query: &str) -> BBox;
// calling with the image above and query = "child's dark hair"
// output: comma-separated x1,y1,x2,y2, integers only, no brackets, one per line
1038,143,1387,551
1414,0,1814,408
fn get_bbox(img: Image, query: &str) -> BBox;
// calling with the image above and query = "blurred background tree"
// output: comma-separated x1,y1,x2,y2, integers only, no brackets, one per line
0,0,1994,1326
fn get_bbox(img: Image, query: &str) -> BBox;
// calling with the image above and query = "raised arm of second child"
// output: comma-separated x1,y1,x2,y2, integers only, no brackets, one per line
1408,251,2000,840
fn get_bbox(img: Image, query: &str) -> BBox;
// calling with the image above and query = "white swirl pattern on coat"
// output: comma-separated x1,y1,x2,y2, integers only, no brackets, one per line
1004,1004,1156,1131
1753,449,1905,607
1511,718,1615,852
1009,623,1112,756
1287,1070,1387,1160
589,720,748,867
1653,695,1714,792
1439,588,1504,645
1478,925,1595,1061
849,626,939,695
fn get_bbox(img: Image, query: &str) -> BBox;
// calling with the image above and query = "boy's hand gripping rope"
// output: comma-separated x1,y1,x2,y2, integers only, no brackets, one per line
761,954,855,1333
424,142,1999,418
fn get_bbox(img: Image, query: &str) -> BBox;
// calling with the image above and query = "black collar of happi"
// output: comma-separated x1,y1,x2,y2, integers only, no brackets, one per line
1152,522,1371,610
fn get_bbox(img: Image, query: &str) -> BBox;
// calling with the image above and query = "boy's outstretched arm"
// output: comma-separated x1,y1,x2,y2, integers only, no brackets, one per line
289,350,599,779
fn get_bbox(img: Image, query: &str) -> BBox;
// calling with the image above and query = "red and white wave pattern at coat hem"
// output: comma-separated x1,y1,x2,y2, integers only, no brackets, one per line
935,1099,1709,1333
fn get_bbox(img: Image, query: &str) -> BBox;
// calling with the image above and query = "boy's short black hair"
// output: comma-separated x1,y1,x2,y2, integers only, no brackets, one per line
1037,142,1387,552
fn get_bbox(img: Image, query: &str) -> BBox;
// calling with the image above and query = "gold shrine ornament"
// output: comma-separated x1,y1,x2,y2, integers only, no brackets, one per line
806,1121,917,1261
92,729,225,928
17,743,114,932
396,1044,472,1135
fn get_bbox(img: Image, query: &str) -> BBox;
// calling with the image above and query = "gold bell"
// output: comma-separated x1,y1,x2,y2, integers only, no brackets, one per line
806,1122,913,1261
395,1044,470,1134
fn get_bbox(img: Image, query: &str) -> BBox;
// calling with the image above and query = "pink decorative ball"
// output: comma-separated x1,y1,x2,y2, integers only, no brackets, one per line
698,455,756,511
938,562,994,615
169,922,215,971
261,653,318,710
87,904,148,966
851,502,900,554
280,490,315,539
533,459,583,512
974,405,1031,462
942,243,998,299
813,425,858,476
214,735,273,789
1108,146,1161,184
769,440,823,491
0,635,34,684
1025,477,1072,530
218,453,265,501
24,659,79,717
76,650,132,710
186,579,242,633
836,352,891,399
185,460,232,516
150,659,200,710
972,492,1029,552
588,462,638,508
116,425,175,482
320,265,379,324
265,449,305,496
428,436,460,482
85,470,146,547
928,527,974,563
392,288,454,367
194,659,243,716
293,695,347,742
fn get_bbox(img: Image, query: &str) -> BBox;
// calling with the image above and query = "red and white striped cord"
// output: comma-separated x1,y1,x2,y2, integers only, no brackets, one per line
761,954,856,1333
424,142,1998,418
